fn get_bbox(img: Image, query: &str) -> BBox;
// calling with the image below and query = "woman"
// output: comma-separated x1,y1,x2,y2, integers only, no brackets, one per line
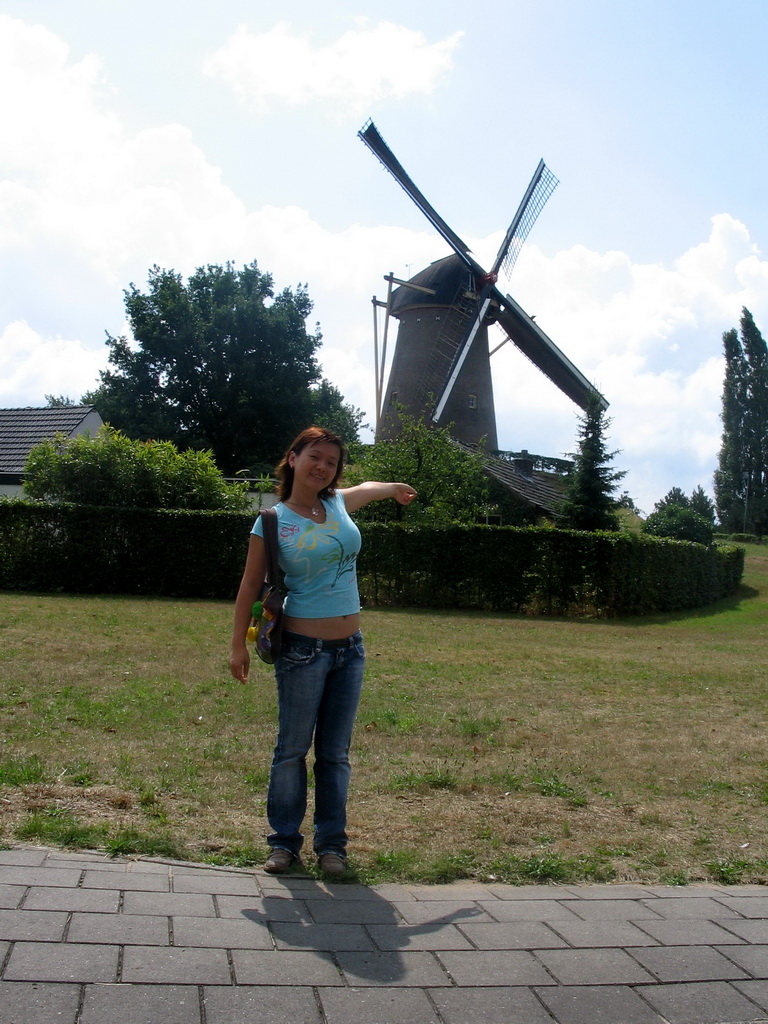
229,426,416,876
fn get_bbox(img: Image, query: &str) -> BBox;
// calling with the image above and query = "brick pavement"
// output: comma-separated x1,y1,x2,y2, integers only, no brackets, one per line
0,847,766,1023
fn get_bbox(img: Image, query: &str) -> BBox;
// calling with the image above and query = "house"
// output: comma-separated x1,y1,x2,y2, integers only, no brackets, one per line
0,406,104,499
451,439,568,519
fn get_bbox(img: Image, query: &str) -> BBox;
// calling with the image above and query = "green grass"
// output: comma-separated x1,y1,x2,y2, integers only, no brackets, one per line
1,543,767,885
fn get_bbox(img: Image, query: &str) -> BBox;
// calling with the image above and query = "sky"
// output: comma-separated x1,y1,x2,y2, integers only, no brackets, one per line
2,0,767,514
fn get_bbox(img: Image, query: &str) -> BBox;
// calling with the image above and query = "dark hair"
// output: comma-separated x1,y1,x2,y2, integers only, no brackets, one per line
275,426,346,501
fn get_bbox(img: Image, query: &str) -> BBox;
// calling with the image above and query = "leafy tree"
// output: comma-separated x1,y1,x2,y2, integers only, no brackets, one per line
345,409,491,524
642,486,716,543
642,506,714,545
714,308,768,535
45,395,77,408
23,426,251,510
84,261,362,476
557,391,625,532
654,486,689,511
309,379,367,445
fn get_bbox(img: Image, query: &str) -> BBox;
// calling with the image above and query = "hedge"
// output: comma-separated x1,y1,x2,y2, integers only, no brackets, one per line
0,501,745,616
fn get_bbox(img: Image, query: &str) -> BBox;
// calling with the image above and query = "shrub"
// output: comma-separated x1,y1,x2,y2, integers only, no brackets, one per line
23,426,250,511
642,506,714,545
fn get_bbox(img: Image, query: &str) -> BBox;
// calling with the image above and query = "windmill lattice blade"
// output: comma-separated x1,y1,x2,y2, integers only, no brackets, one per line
496,160,559,279
495,291,607,412
358,120,475,270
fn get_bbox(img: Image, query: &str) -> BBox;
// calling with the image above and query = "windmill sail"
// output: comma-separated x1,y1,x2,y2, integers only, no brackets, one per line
433,160,560,422
358,120,475,270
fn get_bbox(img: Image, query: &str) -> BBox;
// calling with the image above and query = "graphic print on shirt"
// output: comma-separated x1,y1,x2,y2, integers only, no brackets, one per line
292,519,357,589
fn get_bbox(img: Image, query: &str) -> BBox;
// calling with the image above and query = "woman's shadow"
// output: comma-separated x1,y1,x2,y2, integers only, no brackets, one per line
241,874,483,984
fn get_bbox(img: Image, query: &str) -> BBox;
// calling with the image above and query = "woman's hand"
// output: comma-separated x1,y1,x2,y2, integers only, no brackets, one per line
229,643,250,685
391,483,417,506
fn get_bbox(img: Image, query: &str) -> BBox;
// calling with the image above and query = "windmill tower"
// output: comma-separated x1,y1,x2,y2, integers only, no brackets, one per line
359,120,607,448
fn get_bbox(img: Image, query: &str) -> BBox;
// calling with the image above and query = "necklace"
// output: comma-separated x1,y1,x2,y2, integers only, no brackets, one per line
286,500,321,518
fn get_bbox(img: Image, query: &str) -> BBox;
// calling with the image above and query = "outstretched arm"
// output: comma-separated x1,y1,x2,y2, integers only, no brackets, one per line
341,482,417,514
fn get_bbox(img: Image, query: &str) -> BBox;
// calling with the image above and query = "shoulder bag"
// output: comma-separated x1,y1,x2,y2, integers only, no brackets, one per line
247,507,284,664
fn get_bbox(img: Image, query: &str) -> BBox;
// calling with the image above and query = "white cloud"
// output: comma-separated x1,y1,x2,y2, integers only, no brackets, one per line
0,321,104,405
203,20,463,115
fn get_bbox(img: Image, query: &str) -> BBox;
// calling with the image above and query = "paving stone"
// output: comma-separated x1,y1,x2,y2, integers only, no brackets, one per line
171,914,272,949
171,872,260,896
0,850,49,866
0,867,81,888
320,883,388,901
67,911,170,945
82,869,170,891
560,899,664,922
121,945,231,985
714,897,768,918
335,949,450,987
307,897,402,925
216,893,310,923
50,856,125,871
535,947,656,986
270,921,375,951
640,980,767,1024
718,944,768,978
547,919,661,948
435,949,555,987
0,885,24,910
629,945,751,982
203,985,322,1024
535,983,666,1024
0,980,81,1023
367,923,474,951
639,896,742,919
560,884,654,900
4,941,119,982
319,985,440,1024
430,986,557,1024
405,884,497,902
122,891,216,917
0,909,67,942
457,920,569,949
370,883,418,903
476,898,585,923
80,983,201,1024
641,885,734,898
722,920,768,943
487,884,576,901
637,918,748,945
732,980,768,1012
22,886,120,913
231,948,344,986
390,900,492,926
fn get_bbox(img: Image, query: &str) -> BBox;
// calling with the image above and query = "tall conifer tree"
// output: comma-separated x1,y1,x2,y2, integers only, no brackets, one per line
558,391,625,531
714,308,768,534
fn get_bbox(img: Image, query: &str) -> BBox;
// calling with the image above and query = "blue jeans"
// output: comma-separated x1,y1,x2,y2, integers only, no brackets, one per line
267,630,365,859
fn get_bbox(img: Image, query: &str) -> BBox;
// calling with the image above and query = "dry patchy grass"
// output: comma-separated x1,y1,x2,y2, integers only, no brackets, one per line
1,545,766,885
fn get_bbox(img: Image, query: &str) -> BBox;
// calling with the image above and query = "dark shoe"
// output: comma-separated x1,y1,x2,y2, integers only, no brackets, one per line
264,848,295,874
318,852,347,877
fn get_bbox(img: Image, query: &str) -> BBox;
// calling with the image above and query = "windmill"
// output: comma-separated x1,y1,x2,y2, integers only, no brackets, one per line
359,120,607,450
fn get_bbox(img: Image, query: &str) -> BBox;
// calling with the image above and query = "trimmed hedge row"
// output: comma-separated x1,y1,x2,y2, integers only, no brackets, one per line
357,523,744,616
0,501,745,615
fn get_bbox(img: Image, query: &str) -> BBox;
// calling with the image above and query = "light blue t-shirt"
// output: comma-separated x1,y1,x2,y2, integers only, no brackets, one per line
251,492,361,619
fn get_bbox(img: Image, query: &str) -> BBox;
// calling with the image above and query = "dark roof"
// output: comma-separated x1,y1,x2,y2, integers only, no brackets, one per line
0,406,103,476
390,254,474,314
452,439,566,516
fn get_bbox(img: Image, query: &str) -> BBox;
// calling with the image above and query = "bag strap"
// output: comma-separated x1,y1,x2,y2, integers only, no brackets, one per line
260,508,279,588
